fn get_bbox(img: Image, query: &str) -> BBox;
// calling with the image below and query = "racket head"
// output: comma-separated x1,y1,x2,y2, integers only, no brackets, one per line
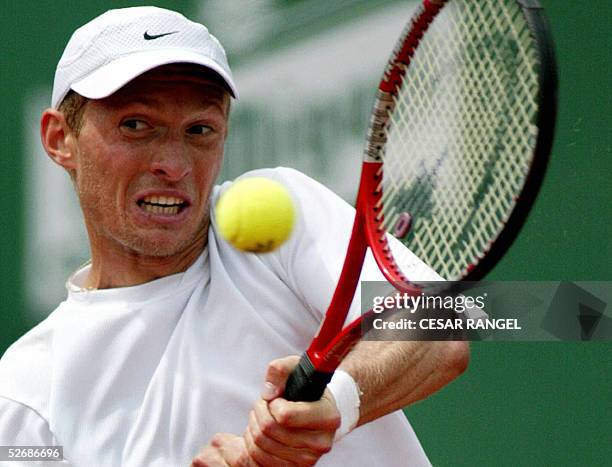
285,0,559,401
363,0,558,286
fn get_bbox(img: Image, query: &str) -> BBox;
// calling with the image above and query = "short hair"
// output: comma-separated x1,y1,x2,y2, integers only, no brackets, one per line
58,90,88,136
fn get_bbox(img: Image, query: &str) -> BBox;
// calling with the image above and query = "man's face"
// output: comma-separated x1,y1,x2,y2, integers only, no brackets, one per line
68,68,230,259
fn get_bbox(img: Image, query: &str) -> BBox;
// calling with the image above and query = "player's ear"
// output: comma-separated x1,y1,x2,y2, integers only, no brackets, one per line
40,108,78,170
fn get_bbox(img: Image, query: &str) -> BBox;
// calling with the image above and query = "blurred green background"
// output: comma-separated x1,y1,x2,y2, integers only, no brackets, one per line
1,1,610,465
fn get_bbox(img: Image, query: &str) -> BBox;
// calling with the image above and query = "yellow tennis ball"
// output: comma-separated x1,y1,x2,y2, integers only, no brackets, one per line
216,177,296,253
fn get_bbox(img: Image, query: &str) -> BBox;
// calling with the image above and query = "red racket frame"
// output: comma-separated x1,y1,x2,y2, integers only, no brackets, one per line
304,0,445,374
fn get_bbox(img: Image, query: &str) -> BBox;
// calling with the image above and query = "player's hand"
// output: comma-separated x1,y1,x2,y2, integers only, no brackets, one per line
244,356,341,466
191,432,258,467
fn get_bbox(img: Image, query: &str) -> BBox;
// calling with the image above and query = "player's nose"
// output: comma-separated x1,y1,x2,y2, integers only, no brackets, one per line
149,144,192,182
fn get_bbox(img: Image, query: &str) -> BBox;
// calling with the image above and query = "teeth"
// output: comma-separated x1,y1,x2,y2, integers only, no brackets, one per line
142,204,180,215
142,195,184,206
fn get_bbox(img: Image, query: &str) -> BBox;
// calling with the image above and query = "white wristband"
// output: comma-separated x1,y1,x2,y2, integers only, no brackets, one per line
326,370,361,440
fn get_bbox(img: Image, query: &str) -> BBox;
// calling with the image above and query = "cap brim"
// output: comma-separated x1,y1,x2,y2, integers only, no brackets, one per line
71,49,238,100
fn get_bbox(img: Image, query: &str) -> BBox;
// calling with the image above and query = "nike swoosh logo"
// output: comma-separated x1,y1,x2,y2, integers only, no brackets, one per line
143,30,179,40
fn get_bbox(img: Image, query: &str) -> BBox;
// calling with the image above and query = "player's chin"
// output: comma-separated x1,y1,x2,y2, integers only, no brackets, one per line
124,205,208,254
127,232,197,258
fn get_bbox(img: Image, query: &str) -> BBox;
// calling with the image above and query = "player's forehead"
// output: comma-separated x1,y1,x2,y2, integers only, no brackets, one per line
105,63,230,107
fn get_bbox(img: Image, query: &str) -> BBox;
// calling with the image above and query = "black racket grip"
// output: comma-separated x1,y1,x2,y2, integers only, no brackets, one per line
284,353,334,402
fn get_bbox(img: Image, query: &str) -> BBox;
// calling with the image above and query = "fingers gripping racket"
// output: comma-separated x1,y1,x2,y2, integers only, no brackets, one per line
284,0,557,402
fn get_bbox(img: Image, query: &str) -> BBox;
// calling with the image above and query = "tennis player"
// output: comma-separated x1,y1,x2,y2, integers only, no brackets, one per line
0,7,468,466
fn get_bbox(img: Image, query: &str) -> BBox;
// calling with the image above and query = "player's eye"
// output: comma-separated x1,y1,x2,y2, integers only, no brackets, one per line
186,124,213,135
120,119,150,131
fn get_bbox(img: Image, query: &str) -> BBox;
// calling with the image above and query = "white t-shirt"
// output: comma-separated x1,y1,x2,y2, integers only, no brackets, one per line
0,168,432,466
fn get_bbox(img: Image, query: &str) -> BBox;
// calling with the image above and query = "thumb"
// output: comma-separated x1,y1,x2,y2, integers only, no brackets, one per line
261,355,300,401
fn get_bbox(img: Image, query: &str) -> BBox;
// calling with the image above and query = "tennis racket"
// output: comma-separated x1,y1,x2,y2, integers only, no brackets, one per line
284,0,557,402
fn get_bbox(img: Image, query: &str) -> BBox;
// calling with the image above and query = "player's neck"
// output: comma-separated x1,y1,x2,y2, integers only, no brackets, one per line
84,238,206,290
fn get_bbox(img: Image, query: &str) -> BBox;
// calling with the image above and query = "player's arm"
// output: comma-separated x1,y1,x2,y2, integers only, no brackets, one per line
339,339,469,427
239,339,468,466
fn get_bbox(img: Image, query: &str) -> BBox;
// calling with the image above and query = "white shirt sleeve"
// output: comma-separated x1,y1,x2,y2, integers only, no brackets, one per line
0,397,72,466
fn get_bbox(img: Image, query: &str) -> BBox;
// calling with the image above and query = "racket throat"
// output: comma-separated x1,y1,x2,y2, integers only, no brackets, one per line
309,216,368,355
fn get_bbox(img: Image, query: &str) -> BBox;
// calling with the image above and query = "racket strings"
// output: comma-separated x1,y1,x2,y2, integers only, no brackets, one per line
378,0,540,280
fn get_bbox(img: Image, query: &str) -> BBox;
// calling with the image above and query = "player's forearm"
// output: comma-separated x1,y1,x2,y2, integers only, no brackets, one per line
340,340,469,426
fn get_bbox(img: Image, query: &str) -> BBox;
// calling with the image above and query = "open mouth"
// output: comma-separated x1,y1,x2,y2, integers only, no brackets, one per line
137,195,189,215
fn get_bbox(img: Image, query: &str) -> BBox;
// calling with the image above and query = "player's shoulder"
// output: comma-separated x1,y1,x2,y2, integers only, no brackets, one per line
0,308,62,419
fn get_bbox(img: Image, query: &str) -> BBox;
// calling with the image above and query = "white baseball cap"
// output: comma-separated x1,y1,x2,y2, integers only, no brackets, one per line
51,6,238,108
